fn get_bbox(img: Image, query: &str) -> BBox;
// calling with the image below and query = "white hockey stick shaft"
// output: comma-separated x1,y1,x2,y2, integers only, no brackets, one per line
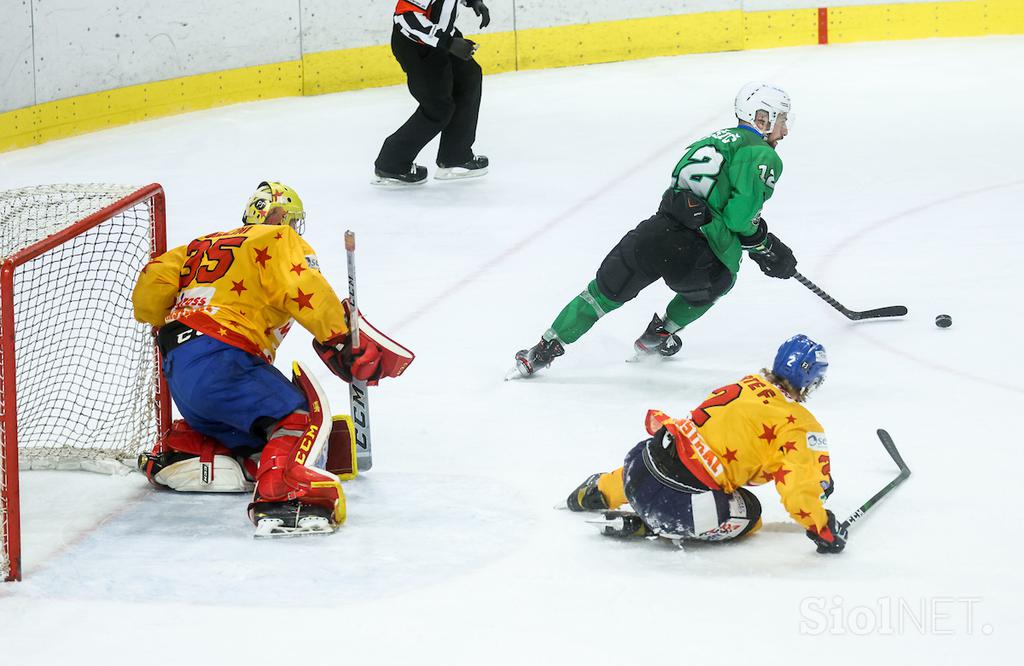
345,231,372,471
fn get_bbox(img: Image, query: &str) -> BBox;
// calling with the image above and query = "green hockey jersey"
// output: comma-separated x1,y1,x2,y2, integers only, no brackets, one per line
668,126,783,273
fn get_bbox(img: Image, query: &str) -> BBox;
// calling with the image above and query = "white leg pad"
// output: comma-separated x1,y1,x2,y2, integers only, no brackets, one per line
154,455,253,493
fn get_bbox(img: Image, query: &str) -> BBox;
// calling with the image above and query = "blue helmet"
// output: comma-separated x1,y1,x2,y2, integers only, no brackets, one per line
771,334,828,399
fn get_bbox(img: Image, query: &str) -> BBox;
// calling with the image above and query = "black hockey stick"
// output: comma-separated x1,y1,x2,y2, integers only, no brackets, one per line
840,429,911,531
794,272,908,321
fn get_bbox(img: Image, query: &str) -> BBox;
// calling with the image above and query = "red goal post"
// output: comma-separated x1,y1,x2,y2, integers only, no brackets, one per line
0,184,171,581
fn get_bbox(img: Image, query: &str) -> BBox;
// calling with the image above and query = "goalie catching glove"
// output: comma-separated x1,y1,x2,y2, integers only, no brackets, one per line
313,299,414,385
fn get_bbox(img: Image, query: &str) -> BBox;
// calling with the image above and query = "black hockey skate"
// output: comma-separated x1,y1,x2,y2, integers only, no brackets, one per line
435,154,489,180
633,313,682,357
586,510,653,538
372,164,428,186
250,500,336,539
566,473,610,512
513,337,564,377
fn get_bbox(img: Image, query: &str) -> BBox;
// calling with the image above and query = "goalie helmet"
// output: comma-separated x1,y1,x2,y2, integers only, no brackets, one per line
771,334,827,400
735,82,791,133
242,181,306,235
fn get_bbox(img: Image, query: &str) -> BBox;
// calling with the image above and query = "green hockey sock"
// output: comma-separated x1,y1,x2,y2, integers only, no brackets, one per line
664,294,716,333
547,280,623,344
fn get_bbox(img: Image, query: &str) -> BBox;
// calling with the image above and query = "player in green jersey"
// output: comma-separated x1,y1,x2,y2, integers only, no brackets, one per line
513,82,799,377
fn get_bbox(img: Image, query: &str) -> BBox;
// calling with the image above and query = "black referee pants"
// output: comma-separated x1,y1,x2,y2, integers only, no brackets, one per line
375,28,483,173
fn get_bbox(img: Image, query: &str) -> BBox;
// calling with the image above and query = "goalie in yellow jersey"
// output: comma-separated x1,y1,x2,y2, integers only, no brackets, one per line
567,334,846,554
132,182,413,537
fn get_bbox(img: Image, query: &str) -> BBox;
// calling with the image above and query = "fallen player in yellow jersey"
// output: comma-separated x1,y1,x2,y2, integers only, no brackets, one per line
567,334,846,553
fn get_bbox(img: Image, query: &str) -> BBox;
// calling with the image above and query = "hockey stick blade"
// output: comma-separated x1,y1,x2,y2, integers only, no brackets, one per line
846,305,909,321
840,429,911,531
794,272,907,321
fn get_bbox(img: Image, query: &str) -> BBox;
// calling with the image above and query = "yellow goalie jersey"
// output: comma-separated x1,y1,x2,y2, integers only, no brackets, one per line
132,224,348,361
647,373,832,534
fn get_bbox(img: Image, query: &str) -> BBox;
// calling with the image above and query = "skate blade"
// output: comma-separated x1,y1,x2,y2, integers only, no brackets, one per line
370,176,427,187
434,167,488,181
253,516,336,539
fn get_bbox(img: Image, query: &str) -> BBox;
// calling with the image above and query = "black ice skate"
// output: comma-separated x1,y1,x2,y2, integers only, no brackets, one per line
566,473,610,512
372,164,428,186
633,313,682,357
585,510,653,538
513,337,564,377
435,155,489,180
250,500,336,539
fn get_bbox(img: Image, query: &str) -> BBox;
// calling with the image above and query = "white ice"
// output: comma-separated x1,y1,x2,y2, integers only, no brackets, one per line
1,36,1022,665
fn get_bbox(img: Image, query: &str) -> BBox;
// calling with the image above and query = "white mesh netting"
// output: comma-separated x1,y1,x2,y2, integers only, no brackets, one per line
1,184,164,580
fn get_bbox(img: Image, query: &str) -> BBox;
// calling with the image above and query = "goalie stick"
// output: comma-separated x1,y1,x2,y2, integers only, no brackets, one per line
840,429,911,531
794,272,908,321
345,231,372,472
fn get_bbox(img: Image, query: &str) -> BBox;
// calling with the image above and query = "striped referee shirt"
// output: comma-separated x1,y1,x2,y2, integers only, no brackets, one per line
393,0,470,47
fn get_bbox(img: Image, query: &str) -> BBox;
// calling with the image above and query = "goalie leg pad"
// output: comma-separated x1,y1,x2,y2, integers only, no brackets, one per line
140,419,256,492
248,362,347,527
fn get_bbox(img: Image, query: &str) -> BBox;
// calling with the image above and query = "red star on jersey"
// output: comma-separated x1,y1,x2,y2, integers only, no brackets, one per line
723,448,738,463
275,232,283,240
291,288,314,310
760,471,775,483
230,280,246,295
758,423,778,445
797,509,812,520
779,441,797,454
786,414,797,424
290,263,306,276
771,467,792,485
254,247,271,268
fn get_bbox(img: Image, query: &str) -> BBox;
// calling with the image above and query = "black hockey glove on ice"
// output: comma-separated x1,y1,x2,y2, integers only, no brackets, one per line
748,233,797,279
806,510,848,554
467,0,490,28
448,37,478,61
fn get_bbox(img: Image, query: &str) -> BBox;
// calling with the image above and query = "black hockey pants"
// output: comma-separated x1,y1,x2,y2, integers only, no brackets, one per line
375,28,483,173
595,213,733,307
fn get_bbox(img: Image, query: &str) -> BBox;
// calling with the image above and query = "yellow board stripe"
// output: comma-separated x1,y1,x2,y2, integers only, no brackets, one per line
2,0,1022,153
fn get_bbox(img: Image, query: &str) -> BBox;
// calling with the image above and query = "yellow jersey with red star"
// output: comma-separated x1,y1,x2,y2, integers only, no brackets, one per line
132,224,348,361
645,373,832,534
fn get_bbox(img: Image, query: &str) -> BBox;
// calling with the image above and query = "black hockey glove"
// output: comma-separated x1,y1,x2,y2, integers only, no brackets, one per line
467,0,490,28
806,510,848,554
448,37,478,61
748,233,797,279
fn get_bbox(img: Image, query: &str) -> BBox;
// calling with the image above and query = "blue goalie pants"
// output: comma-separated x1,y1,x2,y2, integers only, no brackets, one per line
622,438,762,542
163,335,307,451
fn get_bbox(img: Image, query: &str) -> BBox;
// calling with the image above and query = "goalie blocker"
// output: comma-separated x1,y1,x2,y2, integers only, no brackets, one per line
313,299,414,386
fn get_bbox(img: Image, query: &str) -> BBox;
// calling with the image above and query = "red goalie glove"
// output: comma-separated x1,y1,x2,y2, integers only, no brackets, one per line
313,303,414,385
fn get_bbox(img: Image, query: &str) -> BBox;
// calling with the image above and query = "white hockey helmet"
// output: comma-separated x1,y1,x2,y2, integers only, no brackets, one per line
735,82,791,133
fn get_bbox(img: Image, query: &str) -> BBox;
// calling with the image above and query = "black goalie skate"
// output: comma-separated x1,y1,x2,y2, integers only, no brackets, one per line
586,510,653,538
633,313,682,357
250,500,336,539
513,337,564,377
566,473,610,512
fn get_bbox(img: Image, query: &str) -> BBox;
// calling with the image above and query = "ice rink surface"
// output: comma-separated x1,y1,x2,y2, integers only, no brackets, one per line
2,36,1022,665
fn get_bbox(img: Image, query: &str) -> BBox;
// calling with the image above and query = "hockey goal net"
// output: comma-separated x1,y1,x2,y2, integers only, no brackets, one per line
0,184,170,581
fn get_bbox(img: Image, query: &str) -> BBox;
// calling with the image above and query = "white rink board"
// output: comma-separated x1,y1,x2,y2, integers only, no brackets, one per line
0,0,35,111
25,0,302,105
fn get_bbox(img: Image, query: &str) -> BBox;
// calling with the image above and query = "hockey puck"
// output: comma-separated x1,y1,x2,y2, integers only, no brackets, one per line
935,314,952,328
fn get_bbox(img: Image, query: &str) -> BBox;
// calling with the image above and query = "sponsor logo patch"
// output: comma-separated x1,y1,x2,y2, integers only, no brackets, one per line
807,432,828,451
